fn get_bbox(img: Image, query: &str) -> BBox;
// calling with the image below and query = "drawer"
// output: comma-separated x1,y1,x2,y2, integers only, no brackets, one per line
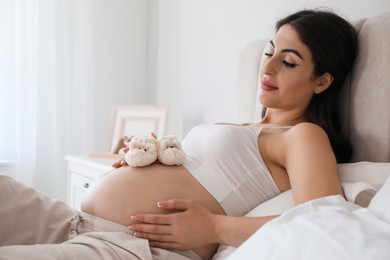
68,172,94,210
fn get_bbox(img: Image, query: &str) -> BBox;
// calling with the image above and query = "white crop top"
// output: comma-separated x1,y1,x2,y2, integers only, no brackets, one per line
182,124,283,216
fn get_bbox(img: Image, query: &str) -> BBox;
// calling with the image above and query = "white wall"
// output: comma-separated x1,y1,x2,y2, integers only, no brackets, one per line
154,0,390,139
89,0,149,152
146,0,159,104
0,0,149,201
0,0,16,165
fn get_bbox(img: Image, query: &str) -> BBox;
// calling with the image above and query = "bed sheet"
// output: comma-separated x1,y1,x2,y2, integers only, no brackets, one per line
227,195,390,260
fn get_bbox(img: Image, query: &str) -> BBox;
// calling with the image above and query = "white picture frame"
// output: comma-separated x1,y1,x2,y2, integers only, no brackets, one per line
108,105,169,153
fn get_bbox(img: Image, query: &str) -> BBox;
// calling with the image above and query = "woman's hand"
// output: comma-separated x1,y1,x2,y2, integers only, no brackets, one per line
112,148,129,168
129,199,219,250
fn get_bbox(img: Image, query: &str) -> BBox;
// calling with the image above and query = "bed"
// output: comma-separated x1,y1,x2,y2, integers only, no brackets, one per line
212,11,390,260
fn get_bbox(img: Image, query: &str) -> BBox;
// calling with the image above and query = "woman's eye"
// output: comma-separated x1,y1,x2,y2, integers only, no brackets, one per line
264,53,297,69
283,60,297,68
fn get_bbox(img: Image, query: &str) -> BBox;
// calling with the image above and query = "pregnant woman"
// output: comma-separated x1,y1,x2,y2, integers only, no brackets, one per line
0,9,357,260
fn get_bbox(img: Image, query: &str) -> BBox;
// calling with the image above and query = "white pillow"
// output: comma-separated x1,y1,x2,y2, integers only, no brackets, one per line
212,162,390,260
228,195,390,260
338,161,390,189
341,182,376,207
212,186,370,260
368,175,390,223
245,189,294,216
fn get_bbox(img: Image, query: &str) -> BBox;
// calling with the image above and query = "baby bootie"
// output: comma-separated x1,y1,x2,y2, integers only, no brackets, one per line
124,135,158,167
157,135,186,166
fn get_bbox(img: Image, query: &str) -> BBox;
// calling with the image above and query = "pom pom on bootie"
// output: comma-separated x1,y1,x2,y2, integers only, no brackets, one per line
157,135,186,166
124,134,158,167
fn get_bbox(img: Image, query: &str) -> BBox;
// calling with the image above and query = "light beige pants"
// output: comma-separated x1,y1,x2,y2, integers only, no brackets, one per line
0,175,201,260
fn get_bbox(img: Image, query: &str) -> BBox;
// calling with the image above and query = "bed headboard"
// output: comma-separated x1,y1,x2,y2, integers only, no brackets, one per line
236,11,390,162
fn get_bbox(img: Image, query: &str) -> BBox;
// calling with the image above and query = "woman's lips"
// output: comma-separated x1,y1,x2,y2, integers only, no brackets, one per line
261,80,278,91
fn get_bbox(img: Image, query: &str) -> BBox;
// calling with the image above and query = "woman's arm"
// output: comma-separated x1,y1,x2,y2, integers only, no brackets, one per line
283,122,343,204
212,213,278,247
129,199,278,249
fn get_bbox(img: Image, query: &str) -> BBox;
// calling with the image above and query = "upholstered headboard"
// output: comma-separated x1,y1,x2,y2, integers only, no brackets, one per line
236,11,390,162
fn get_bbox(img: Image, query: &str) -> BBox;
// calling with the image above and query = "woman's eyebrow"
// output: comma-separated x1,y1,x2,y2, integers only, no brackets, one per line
269,40,304,60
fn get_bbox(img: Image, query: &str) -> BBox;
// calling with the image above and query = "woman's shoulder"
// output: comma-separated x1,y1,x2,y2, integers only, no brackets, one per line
285,122,330,145
287,122,327,135
282,122,335,170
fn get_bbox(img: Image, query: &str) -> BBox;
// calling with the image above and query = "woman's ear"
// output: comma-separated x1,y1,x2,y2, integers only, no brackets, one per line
314,72,334,94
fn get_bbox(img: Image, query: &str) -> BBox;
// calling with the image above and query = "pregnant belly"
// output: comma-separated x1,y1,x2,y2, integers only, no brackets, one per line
81,163,225,226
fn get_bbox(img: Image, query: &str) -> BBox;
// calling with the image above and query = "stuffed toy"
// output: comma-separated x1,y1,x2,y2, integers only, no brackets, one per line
125,134,159,167
112,133,186,168
157,135,186,166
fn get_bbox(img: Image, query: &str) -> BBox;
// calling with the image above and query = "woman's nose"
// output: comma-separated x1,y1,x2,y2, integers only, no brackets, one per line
261,57,276,76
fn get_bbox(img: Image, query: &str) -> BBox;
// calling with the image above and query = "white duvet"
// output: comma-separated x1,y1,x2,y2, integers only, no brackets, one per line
228,195,390,260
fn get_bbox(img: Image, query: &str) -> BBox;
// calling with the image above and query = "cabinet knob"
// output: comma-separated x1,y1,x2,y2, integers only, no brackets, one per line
83,183,90,189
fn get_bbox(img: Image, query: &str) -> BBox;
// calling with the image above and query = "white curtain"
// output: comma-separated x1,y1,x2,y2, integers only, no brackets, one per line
0,0,95,201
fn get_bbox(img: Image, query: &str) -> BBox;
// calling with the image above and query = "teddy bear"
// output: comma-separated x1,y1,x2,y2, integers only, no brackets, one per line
112,133,186,168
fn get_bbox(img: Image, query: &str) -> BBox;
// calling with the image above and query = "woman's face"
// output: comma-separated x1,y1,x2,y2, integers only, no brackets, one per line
259,24,318,114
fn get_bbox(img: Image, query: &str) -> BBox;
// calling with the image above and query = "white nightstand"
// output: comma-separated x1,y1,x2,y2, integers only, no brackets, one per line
65,155,117,210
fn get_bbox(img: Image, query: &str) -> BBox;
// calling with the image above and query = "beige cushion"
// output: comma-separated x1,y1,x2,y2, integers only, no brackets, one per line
344,12,390,162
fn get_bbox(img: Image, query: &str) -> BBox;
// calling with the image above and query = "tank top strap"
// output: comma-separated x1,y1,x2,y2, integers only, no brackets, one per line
258,124,293,129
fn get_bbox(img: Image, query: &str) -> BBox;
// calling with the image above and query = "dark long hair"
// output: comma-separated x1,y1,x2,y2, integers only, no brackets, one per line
273,10,358,163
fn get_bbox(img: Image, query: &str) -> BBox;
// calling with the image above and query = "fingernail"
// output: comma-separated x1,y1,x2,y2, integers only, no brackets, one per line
131,216,136,221
134,232,142,238
157,201,167,207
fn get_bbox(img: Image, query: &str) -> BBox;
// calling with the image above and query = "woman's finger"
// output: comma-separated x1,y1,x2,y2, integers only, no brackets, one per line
131,213,172,225
133,231,174,243
129,222,171,236
149,241,183,250
120,158,128,166
157,199,195,211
